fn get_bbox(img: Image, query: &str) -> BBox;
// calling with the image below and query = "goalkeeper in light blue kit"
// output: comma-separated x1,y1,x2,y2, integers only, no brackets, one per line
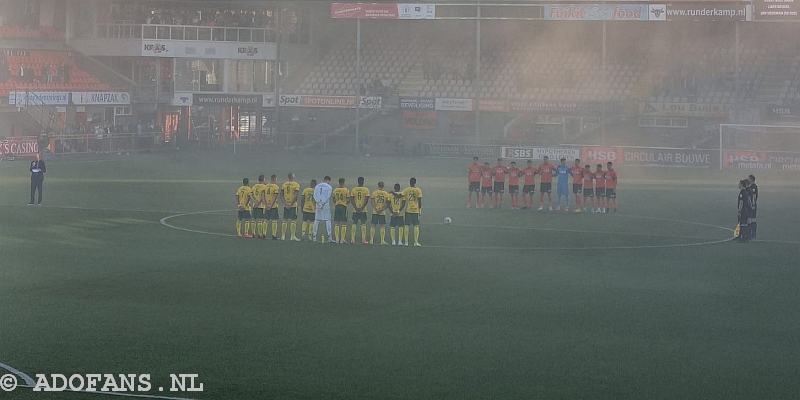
555,157,572,211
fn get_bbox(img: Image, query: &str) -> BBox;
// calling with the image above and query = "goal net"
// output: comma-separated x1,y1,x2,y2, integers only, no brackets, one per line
719,124,800,171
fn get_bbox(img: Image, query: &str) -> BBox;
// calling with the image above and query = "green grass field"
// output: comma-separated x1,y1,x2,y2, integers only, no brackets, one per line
1,150,799,400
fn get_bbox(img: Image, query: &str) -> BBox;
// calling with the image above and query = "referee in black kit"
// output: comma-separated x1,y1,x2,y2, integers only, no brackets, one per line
747,174,759,240
29,155,46,206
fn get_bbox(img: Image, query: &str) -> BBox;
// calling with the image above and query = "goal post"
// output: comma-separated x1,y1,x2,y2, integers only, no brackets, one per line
719,124,800,171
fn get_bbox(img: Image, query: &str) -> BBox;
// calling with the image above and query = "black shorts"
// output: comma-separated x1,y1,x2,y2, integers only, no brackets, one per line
509,185,519,194
481,186,492,194
252,208,264,219
469,182,480,192
302,211,315,221
352,211,368,223
390,215,405,227
493,182,505,193
595,188,606,197
334,205,348,222
573,184,582,194
540,183,552,193
371,214,386,225
523,184,535,194
238,210,252,220
605,188,616,199
583,188,594,197
266,208,280,220
283,207,297,220
405,213,420,225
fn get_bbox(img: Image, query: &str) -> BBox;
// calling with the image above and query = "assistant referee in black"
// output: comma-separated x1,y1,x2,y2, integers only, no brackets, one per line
29,156,46,205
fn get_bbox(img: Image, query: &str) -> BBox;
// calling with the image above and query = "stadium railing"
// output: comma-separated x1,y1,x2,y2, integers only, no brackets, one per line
49,133,163,155
94,23,274,43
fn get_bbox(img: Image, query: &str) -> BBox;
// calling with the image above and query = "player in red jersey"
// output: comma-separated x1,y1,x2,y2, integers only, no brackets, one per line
537,156,556,211
581,164,595,213
570,158,584,213
466,156,482,208
604,161,618,213
593,164,606,213
507,161,522,209
492,158,508,208
479,161,493,208
521,160,537,210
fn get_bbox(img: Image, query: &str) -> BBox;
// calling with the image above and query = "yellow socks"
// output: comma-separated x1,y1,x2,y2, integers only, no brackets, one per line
341,225,347,242
390,227,396,243
403,226,409,244
370,226,376,244
380,226,386,243
360,225,367,243
414,225,420,244
351,224,357,243
334,224,340,242
236,220,242,236
281,221,288,239
290,221,297,239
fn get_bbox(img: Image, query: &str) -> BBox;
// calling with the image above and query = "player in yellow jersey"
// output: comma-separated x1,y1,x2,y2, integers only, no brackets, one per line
388,183,406,246
350,176,371,245
300,179,317,240
251,175,268,238
370,181,391,245
402,177,423,247
332,178,350,244
234,178,253,238
280,173,301,241
264,174,281,240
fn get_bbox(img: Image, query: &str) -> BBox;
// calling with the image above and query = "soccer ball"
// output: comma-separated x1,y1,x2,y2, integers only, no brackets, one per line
444,217,452,225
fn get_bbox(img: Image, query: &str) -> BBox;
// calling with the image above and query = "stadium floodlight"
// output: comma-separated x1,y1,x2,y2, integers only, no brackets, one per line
719,124,800,170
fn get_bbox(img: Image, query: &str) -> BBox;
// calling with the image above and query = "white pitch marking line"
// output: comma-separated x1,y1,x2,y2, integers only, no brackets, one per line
160,210,736,251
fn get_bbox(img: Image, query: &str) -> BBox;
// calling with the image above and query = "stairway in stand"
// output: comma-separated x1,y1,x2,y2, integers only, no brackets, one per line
397,64,425,97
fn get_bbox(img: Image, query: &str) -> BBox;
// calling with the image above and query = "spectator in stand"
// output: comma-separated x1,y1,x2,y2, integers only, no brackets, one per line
43,63,51,83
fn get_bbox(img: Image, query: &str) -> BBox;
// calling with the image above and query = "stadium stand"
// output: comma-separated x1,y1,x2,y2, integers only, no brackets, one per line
0,50,113,96
295,22,642,103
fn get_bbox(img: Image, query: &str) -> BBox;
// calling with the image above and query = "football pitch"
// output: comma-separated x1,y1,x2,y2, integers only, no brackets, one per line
1,151,799,400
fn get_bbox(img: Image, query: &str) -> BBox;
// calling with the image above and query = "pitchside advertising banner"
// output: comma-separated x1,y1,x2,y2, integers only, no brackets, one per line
754,0,799,20
544,4,650,20
330,3,435,19
661,2,751,21
501,146,581,161
193,94,262,106
277,95,382,109
8,91,69,106
435,98,473,112
580,146,714,167
0,136,39,158
641,101,733,117
497,145,714,167
72,92,131,105
724,150,800,170
399,97,435,110
403,111,437,129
